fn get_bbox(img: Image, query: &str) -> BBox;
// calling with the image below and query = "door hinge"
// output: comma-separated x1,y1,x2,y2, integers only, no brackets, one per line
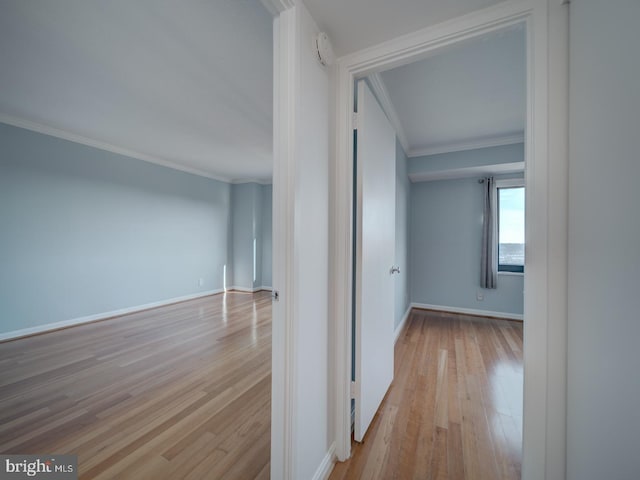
352,112,358,130
350,381,356,398
271,290,280,302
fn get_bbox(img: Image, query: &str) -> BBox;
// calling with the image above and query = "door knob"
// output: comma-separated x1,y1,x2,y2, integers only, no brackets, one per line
390,266,400,274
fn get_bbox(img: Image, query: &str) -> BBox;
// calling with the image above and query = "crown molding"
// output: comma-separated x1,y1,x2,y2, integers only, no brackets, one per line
260,0,295,16
0,113,236,183
408,161,524,183
337,0,532,75
366,73,410,154
408,133,524,158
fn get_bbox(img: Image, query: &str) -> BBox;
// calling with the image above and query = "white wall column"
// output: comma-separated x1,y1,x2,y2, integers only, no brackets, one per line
269,1,333,478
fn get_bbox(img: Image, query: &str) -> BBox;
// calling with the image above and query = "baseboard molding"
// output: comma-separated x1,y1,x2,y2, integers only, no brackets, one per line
394,306,412,343
311,442,336,480
411,302,524,321
0,288,225,342
226,286,272,293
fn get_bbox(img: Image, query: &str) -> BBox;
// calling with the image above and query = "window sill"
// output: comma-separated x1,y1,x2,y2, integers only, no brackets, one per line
498,271,524,276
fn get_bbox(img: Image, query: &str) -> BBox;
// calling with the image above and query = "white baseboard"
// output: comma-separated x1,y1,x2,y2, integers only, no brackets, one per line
227,286,272,293
411,302,523,321
394,306,412,343
0,289,225,342
311,442,336,480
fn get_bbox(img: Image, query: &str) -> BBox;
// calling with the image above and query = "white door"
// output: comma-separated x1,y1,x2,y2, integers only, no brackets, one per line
354,80,396,442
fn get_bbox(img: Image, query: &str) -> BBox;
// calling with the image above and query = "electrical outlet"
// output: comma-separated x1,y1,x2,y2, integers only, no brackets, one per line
476,290,484,301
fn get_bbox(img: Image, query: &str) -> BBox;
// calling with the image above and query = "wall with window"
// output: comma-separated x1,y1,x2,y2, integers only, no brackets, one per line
409,147,524,318
496,179,525,274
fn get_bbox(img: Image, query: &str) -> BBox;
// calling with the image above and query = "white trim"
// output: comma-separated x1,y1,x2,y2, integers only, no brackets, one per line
411,302,524,321
0,114,232,183
0,289,224,342
271,5,298,480
544,3,569,476
496,177,525,188
333,60,354,461
408,133,524,158
338,1,533,75
311,443,336,480
331,2,567,478
259,0,295,16
366,73,410,154
231,178,273,185
227,286,272,293
498,271,524,277
409,161,524,183
394,306,412,343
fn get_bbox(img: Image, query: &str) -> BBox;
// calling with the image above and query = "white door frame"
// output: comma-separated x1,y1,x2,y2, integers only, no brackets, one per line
330,1,569,479
261,2,296,480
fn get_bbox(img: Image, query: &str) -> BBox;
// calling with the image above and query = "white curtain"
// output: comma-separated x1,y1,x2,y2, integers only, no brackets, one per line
480,177,497,289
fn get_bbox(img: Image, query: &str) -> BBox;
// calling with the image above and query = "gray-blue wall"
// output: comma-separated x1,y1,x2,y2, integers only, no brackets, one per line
0,123,271,335
394,140,410,329
409,146,524,317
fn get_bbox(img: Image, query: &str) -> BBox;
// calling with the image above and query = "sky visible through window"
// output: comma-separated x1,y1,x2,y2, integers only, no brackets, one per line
499,187,525,266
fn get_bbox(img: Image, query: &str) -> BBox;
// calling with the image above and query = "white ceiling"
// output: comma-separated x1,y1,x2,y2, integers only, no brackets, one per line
0,0,273,182
303,0,506,56
0,1,523,180
377,25,526,156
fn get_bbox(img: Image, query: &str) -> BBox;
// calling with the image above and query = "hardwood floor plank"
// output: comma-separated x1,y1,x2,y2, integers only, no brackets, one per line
0,291,271,480
434,349,449,430
360,404,398,480
329,309,523,480
429,426,449,480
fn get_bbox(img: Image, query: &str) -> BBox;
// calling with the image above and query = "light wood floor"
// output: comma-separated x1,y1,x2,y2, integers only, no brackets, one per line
330,309,523,480
0,291,272,480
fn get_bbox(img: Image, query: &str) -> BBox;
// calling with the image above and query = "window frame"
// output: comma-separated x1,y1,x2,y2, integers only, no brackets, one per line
496,178,525,275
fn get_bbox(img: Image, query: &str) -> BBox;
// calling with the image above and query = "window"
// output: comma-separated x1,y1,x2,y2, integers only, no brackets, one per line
497,181,524,273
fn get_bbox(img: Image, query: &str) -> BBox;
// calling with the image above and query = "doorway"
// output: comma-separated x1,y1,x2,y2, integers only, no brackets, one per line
350,23,526,470
331,3,565,478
